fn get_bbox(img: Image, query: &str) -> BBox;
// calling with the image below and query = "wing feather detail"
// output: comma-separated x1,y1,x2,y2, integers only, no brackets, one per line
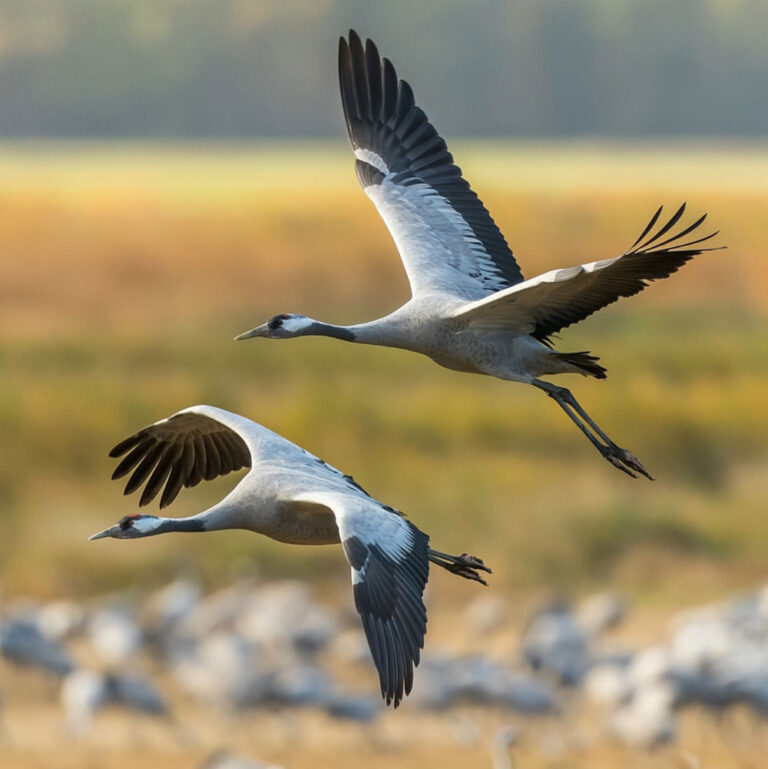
109,408,254,508
295,490,429,707
339,30,523,300
451,204,722,341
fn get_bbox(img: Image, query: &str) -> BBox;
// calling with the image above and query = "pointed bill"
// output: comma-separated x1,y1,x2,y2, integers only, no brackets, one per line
234,323,269,341
89,525,120,541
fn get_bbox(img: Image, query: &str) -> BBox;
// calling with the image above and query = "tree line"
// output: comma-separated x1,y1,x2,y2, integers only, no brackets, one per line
0,0,764,138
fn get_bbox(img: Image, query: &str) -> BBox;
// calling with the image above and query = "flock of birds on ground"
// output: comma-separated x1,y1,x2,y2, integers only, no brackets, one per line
3,576,768,764
85,30,722,710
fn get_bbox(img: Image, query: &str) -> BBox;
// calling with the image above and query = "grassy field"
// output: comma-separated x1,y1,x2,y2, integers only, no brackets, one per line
0,141,767,767
1,141,766,598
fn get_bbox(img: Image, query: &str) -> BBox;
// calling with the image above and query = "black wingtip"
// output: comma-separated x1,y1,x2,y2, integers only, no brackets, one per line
628,202,722,256
108,432,143,458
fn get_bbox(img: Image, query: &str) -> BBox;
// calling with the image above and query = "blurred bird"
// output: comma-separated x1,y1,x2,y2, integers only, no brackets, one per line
60,668,169,735
171,629,270,708
324,692,380,722
0,615,74,676
521,601,590,685
412,654,558,713
142,577,202,642
236,31,721,479
609,682,677,747
91,405,491,707
37,600,86,642
86,605,143,664
575,592,627,636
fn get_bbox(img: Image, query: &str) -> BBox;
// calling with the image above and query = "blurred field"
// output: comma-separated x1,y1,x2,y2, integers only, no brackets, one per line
1,141,767,595
1,141,767,767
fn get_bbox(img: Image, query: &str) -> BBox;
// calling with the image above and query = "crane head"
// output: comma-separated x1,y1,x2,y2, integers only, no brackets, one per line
89,514,162,540
234,313,314,340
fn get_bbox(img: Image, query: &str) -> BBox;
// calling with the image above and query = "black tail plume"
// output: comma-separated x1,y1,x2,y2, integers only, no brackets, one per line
557,351,607,379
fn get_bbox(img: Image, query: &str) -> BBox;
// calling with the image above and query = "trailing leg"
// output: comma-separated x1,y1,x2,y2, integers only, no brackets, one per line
532,380,653,480
428,549,491,586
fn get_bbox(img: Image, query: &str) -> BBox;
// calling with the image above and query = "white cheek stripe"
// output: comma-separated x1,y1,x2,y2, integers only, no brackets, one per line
133,517,160,534
354,148,389,175
282,316,312,333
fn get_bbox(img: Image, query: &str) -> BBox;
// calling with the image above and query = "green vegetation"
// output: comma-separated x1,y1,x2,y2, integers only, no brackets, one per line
0,142,766,606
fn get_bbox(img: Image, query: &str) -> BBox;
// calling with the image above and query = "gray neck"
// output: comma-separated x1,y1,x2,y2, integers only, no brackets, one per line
303,317,407,348
155,516,207,534
304,321,356,342
150,501,243,536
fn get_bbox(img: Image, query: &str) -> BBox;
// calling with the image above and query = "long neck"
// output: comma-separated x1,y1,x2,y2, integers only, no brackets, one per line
301,320,357,342
302,317,407,348
153,516,206,534
149,501,243,535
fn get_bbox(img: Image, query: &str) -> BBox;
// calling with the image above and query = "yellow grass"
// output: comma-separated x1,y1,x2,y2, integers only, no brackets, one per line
1,141,767,597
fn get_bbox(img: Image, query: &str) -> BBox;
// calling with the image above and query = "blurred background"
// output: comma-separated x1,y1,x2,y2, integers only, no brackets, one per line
1,2,767,768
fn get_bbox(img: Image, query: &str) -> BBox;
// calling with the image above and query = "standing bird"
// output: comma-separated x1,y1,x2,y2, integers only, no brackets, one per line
90,405,490,707
235,31,721,479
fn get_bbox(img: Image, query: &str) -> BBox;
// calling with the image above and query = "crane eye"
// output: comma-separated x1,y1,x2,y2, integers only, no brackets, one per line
118,516,136,530
268,316,285,330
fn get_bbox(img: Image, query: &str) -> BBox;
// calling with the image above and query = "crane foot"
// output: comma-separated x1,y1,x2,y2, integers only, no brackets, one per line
602,445,654,480
429,550,492,585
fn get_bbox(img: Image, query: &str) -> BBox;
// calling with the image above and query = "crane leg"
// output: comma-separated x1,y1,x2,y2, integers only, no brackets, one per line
532,380,653,480
428,549,492,585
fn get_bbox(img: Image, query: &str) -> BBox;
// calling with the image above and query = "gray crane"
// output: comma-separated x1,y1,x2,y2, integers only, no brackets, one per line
61,668,169,735
236,31,721,479
89,405,490,707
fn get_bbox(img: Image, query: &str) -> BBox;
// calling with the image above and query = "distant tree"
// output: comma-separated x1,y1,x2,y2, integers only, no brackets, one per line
0,0,764,137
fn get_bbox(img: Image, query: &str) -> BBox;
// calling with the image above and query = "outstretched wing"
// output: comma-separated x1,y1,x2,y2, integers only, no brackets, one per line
339,30,523,301
294,490,429,707
451,204,721,342
109,406,263,508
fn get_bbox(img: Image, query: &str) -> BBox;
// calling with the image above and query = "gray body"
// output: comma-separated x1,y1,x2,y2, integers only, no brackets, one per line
237,33,721,479
92,405,490,708
347,295,567,381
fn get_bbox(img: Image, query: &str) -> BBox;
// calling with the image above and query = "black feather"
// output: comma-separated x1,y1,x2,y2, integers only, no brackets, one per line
349,522,429,707
532,205,721,342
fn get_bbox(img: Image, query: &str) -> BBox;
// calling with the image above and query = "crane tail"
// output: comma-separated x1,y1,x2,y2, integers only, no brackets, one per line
555,351,607,379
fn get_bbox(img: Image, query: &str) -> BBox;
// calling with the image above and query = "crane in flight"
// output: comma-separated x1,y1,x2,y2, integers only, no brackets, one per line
90,405,490,707
236,31,721,479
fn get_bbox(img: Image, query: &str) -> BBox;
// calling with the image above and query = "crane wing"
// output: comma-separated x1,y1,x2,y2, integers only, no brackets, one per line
294,490,429,707
108,406,266,509
450,204,721,342
339,31,523,301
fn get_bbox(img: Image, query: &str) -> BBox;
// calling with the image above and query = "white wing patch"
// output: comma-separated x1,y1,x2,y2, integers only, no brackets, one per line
354,148,390,175
365,178,509,299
